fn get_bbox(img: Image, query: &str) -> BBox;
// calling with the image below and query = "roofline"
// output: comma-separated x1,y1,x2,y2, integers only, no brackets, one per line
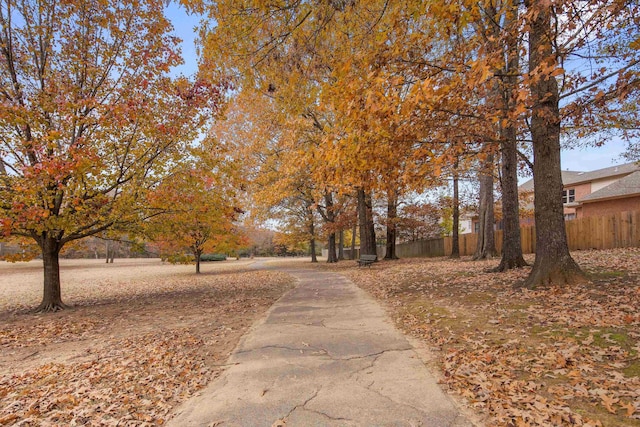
578,192,640,204
564,171,635,187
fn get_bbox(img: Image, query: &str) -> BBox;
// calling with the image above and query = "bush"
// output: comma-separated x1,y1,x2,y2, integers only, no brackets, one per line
200,253,227,262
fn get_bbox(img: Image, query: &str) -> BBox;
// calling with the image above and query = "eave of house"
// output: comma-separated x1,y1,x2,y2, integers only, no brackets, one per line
578,170,640,203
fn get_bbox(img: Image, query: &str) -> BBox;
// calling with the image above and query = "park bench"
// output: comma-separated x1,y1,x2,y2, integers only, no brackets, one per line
358,254,377,267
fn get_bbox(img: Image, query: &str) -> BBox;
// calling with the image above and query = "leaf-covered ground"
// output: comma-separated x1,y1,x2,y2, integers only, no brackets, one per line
0,259,294,426
321,248,640,427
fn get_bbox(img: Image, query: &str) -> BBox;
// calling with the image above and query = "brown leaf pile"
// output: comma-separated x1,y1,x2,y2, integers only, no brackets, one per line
1,331,209,426
0,260,294,426
331,248,640,427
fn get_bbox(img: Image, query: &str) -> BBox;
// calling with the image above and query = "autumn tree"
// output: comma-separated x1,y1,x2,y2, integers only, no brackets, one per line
0,0,225,310
146,152,243,274
211,88,325,262
197,0,638,283
521,0,639,287
201,1,417,263
491,0,528,271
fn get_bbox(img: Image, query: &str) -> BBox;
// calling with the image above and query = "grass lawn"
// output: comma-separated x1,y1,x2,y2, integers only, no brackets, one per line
321,248,640,427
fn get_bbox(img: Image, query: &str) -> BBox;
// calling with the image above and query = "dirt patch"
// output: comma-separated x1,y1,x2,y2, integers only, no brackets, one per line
0,259,295,426
317,248,640,427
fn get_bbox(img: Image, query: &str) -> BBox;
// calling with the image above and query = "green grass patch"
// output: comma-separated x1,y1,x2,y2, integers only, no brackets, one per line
588,270,626,280
460,292,495,305
623,360,640,378
591,329,631,348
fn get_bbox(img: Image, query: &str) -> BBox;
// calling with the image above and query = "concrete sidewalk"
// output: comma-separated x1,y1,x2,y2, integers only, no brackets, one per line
168,268,472,426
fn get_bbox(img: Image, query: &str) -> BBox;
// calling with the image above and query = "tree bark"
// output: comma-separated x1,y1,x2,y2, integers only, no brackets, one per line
321,192,338,263
522,0,584,287
357,188,377,258
494,3,527,271
310,237,317,262
350,209,357,260
495,124,528,271
326,232,338,263
37,234,66,312
307,203,318,263
450,161,460,259
384,191,399,260
195,249,202,274
473,154,497,260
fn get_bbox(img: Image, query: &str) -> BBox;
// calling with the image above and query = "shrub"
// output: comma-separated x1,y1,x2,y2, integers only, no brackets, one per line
200,253,227,262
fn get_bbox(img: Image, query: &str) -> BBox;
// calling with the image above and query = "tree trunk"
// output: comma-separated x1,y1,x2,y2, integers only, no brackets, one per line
105,240,110,263
473,154,497,260
326,232,338,263
195,249,202,274
109,242,116,263
495,124,528,271
357,188,377,258
494,3,527,271
310,237,317,262
351,204,357,259
37,235,66,312
308,204,318,263
338,229,345,260
384,191,399,260
450,161,460,259
522,0,584,287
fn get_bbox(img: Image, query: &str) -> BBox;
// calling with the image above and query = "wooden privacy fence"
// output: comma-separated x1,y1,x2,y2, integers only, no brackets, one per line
385,210,640,258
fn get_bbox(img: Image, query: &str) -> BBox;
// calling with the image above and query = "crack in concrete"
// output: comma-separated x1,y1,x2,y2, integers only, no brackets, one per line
340,347,412,361
301,406,353,422
266,319,366,332
282,389,319,422
364,379,427,417
236,344,332,358
236,344,311,355
347,348,413,385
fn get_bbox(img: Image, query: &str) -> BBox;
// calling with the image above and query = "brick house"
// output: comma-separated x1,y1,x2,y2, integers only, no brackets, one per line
519,162,640,220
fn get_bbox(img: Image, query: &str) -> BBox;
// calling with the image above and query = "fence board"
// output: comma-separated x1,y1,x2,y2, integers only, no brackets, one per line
384,210,640,258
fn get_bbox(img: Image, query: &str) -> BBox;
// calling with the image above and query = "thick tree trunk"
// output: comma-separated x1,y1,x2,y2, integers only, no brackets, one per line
522,1,584,287
326,232,338,263
473,155,497,260
310,238,318,262
384,191,399,260
450,163,460,259
37,235,66,312
357,188,377,258
495,125,528,271
494,4,527,272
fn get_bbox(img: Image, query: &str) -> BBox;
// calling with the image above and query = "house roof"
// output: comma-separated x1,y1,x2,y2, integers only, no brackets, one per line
579,170,640,203
518,171,584,192
564,162,640,186
518,162,640,192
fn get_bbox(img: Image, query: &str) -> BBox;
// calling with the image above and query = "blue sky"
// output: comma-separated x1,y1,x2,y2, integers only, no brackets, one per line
165,3,201,77
561,142,627,172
